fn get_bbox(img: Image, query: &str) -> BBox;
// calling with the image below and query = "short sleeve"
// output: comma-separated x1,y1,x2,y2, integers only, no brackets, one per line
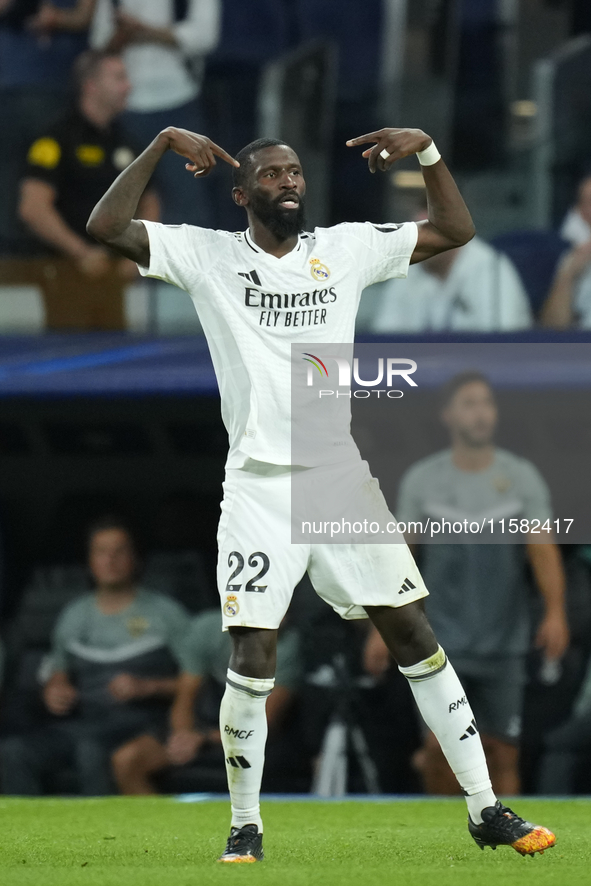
518,461,553,522
24,134,63,190
179,610,219,676
137,220,221,292
338,221,418,289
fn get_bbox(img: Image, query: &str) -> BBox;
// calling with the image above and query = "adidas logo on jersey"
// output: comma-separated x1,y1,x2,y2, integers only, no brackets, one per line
460,718,479,740
398,577,417,594
238,269,262,286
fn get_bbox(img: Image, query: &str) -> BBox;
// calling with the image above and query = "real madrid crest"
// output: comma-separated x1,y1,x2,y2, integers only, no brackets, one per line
309,258,330,281
223,595,240,617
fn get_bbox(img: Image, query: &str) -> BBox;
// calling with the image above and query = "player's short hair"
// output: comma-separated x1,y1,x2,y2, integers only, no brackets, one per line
439,371,494,408
72,49,121,95
233,137,292,188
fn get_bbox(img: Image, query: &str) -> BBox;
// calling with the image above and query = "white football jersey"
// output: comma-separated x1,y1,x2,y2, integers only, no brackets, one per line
138,220,418,466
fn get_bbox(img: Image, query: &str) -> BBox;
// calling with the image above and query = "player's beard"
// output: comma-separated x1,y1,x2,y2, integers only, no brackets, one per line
250,192,307,241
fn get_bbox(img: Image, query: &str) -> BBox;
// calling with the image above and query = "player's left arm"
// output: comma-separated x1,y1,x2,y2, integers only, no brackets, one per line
137,188,160,223
347,128,475,264
526,542,570,660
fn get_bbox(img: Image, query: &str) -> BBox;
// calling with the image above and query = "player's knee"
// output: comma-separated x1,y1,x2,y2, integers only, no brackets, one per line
228,626,277,678
369,601,437,661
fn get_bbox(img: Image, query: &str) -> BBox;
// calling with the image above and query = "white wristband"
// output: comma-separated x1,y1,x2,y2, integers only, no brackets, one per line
416,141,441,166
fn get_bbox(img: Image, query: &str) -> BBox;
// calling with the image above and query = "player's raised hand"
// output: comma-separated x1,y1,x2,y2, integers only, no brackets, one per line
346,127,433,173
160,127,240,178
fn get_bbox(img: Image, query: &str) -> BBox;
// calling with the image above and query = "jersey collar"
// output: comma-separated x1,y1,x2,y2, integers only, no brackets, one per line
244,228,303,258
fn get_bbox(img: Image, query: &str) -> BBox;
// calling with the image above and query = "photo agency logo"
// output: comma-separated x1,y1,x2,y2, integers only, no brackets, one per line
302,353,418,398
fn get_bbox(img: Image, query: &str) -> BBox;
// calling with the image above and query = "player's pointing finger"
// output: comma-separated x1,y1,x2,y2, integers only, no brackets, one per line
346,132,383,147
209,141,241,168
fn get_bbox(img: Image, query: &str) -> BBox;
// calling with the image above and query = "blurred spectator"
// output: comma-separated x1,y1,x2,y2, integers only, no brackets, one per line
361,204,532,333
91,0,220,226
0,517,187,795
559,175,591,247
542,177,591,328
110,608,301,794
0,0,97,254
538,652,591,794
296,576,421,795
364,372,569,795
17,48,159,329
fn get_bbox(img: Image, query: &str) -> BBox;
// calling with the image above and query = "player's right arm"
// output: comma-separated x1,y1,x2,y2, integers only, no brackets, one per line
87,128,239,266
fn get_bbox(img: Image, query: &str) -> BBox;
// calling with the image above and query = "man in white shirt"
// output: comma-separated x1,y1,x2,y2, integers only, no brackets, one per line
91,0,220,226
559,175,591,247
542,175,591,328
362,205,532,333
86,125,556,862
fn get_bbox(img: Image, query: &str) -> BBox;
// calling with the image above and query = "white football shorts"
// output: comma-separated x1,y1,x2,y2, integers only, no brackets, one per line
217,457,428,630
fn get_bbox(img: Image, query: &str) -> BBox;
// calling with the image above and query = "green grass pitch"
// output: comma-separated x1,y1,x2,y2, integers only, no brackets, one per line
0,796,589,886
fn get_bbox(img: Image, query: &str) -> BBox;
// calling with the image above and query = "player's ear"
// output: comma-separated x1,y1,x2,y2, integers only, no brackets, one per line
232,187,248,207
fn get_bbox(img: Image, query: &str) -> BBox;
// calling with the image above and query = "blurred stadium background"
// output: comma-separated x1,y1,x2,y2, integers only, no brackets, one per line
1,0,591,807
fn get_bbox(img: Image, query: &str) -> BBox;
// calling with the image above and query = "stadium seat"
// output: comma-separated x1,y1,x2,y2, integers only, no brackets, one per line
490,229,570,317
295,0,383,100
0,285,45,332
7,565,88,650
208,0,289,67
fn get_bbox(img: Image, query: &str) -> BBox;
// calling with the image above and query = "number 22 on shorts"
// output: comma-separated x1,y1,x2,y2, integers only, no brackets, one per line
226,551,270,593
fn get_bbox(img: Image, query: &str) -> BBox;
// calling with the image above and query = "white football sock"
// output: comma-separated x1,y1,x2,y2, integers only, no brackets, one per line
220,668,275,833
399,646,497,823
